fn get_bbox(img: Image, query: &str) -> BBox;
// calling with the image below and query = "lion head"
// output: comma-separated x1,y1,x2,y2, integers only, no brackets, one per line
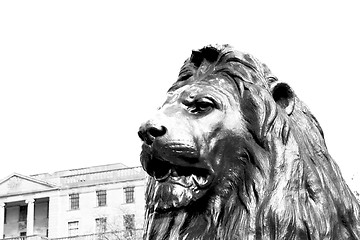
138,45,360,240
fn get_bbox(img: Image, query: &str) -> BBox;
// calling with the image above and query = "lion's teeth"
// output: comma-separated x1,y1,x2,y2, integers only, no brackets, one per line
191,175,197,186
192,175,208,187
172,176,181,181
171,168,179,177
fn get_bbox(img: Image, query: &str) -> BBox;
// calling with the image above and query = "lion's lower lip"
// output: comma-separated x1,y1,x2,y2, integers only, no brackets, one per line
153,165,212,188
169,175,193,187
169,174,208,187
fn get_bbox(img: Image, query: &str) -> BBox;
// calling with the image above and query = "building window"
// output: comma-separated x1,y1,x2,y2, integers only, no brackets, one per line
69,193,79,210
68,221,79,237
124,187,134,203
96,190,107,207
19,205,27,222
123,214,135,230
95,217,107,233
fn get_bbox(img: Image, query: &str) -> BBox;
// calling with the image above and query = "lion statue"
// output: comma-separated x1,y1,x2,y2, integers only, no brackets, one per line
137,44,360,239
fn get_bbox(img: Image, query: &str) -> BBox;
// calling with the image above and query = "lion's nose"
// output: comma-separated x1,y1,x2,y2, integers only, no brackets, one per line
138,121,167,145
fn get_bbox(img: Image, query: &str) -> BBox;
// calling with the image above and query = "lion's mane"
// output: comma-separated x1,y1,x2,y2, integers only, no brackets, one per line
142,45,360,240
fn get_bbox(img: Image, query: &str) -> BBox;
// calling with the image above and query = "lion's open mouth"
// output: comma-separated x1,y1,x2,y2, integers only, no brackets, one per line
140,146,214,210
150,157,212,189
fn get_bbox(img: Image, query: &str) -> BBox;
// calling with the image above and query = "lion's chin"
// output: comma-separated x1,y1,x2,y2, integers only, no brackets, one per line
151,175,210,211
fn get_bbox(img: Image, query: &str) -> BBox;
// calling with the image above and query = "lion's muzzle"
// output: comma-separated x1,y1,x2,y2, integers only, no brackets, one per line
138,120,167,146
138,116,214,210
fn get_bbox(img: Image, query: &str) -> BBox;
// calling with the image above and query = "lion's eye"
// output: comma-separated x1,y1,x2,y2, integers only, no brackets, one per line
187,98,215,114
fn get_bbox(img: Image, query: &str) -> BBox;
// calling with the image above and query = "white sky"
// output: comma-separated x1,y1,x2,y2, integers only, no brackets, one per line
0,1,359,191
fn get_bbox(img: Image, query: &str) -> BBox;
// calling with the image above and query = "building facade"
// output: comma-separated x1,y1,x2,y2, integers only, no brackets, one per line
0,164,146,240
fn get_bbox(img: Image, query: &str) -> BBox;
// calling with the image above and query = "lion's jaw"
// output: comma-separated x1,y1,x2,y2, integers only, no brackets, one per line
140,130,218,211
150,176,210,211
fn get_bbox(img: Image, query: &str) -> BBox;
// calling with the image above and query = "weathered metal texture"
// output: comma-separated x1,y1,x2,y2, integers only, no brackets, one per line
138,45,360,240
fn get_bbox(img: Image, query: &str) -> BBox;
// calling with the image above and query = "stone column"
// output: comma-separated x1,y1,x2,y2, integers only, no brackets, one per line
26,199,35,236
0,202,5,239
47,196,59,238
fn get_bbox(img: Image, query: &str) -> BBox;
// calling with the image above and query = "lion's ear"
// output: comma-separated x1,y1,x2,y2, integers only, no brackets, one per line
271,82,295,115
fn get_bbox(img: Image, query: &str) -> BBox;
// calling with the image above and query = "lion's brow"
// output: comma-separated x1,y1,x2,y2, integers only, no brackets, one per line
215,68,245,98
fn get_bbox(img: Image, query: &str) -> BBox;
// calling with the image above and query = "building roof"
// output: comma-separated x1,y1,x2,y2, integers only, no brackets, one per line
0,173,59,197
0,163,146,197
